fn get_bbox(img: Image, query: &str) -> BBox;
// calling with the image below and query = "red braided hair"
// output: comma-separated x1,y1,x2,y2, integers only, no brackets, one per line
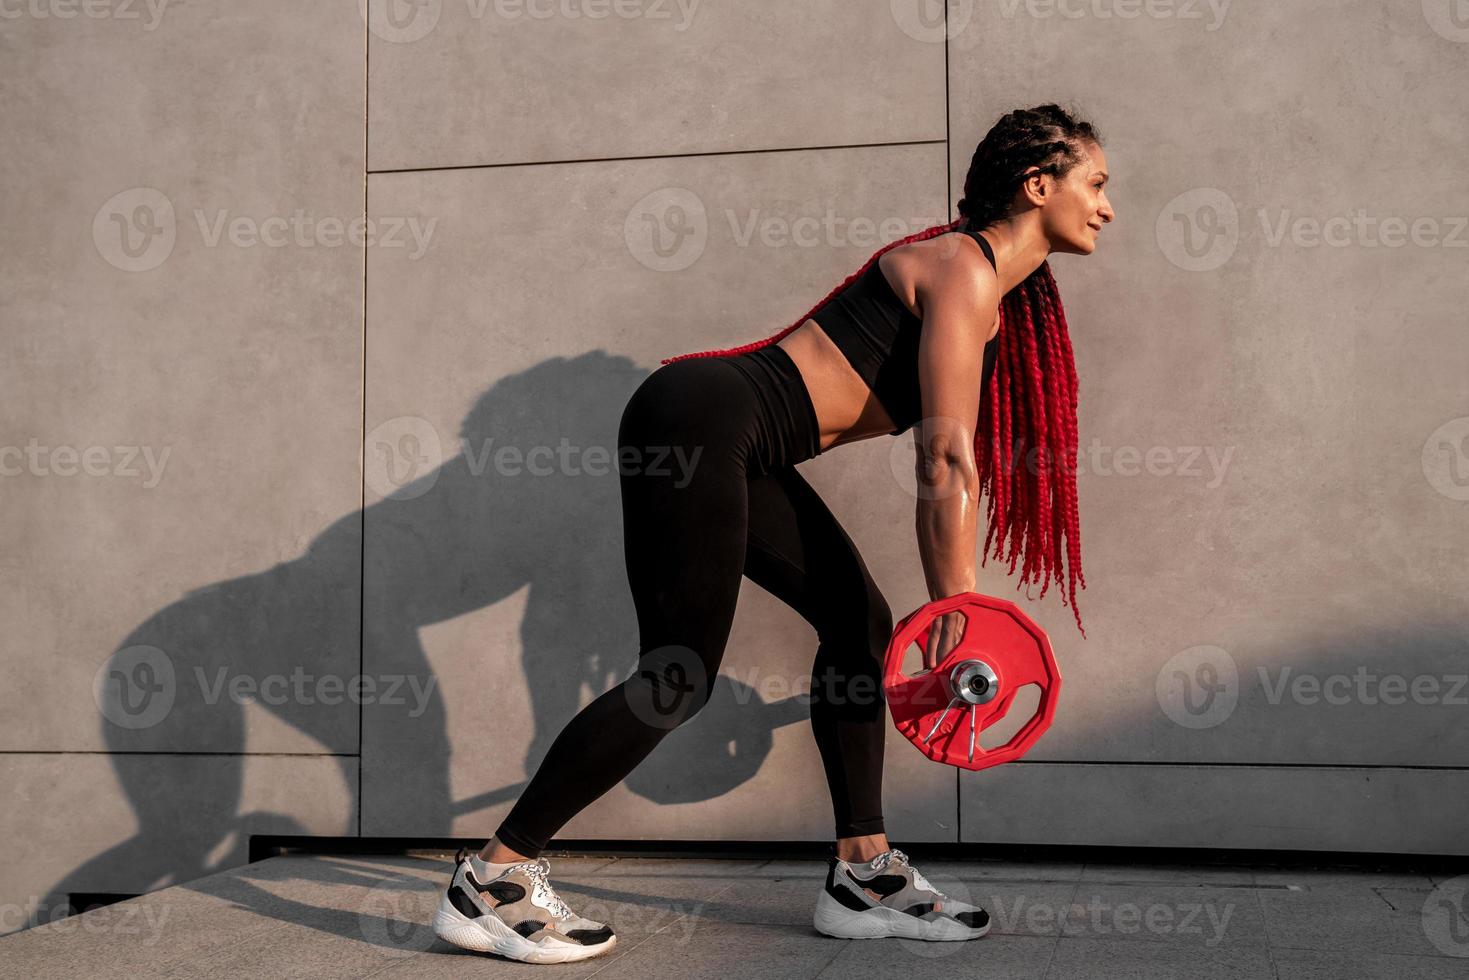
659,216,1087,636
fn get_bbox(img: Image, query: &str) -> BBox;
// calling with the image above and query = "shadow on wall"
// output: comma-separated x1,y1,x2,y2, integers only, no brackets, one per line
45,350,811,920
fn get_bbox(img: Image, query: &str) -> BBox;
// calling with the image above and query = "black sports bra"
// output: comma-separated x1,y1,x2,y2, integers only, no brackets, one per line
811,222,999,436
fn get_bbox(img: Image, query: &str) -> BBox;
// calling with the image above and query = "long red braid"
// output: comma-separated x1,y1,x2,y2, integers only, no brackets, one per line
660,217,1086,636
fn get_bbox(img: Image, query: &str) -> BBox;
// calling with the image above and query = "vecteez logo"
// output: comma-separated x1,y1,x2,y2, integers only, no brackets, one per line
624,187,708,273
1422,417,1469,501
1422,0,1469,43
1156,188,1239,272
1156,645,1239,729
94,644,177,730
1422,875,1469,957
0,0,175,30
94,643,439,729
93,189,439,272
92,188,176,272
362,416,445,501
360,0,443,43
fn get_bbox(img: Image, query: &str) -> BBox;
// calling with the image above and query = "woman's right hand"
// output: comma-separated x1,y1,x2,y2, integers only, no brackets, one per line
922,609,968,672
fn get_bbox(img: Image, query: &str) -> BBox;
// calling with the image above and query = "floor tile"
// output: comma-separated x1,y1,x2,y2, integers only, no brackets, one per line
1045,936,1275,979
1258,888,1446,957
1059,882,1268,948
1272,947,1469,979
1079,861,1256,886
586,918,847,980
818,932,1055,978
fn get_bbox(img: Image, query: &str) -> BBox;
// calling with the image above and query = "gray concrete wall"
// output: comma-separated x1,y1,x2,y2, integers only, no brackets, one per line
3,0,1466,933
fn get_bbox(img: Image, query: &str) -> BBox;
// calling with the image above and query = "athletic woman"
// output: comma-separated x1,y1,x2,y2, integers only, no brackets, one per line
433,104,1112,963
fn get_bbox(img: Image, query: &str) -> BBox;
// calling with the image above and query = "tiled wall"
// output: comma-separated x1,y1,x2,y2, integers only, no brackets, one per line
4,0,1467,934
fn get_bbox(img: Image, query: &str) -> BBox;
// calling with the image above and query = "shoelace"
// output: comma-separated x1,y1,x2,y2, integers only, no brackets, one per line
518,858,574,920
869,848,943,897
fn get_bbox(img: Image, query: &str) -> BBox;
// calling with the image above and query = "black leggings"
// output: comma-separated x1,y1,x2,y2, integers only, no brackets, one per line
494,345,892,858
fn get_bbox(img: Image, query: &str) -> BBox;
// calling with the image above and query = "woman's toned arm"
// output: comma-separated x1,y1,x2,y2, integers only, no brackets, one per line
912,243,1000,669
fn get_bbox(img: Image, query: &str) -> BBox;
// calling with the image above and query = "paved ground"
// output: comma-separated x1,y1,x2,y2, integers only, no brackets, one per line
3,850,1468,978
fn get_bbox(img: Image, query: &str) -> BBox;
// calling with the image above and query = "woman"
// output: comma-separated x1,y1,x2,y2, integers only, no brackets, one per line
432,104,1112,963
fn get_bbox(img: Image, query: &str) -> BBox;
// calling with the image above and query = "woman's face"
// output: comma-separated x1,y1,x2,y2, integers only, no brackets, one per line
1039,141,1114,255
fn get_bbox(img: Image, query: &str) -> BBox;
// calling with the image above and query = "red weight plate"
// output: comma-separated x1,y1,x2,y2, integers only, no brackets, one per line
883,592,1061,771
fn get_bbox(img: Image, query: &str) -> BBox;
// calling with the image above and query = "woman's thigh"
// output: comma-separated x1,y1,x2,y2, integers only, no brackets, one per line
618,358,759,673
742,467,893,654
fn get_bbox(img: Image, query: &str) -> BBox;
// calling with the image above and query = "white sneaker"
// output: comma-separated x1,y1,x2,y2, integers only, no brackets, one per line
432,848,618,963
814,848,991,941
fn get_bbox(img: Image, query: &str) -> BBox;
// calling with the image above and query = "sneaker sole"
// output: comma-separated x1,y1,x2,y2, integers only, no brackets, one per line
813,889,990,941
432,894,618,964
